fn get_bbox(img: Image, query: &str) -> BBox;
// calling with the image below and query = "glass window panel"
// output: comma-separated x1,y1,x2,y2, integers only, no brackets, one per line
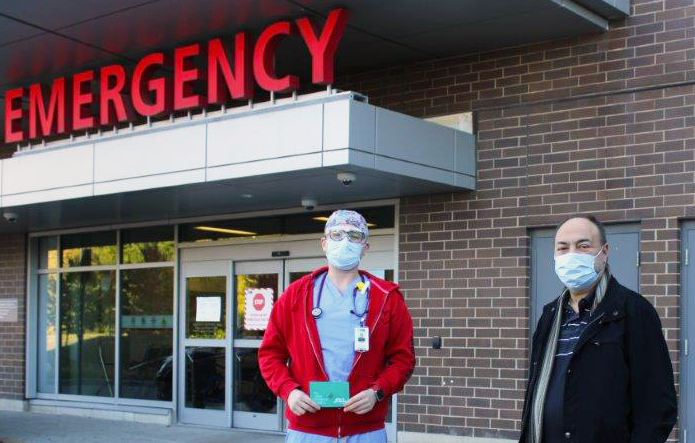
178,205,395,242
38,273,57,393
185,347,225,410
121,226,175,264
186,276,226,339
120,268,174,401
235,273,278,339
233,348,276,413
39,237,58,269
289,272,309,284
61,231,116,267
59,271,116,397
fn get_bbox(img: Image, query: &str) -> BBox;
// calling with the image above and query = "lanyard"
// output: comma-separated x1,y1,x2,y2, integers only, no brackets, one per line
312,272,368,323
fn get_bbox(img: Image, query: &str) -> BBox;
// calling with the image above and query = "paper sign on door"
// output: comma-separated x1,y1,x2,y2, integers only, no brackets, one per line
196,296,222,322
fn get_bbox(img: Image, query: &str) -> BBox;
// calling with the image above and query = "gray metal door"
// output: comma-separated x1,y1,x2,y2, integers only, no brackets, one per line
680,222,695,443
530,223,640,332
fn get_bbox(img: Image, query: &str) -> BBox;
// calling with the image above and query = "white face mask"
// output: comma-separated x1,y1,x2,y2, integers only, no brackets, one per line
554,246,605,290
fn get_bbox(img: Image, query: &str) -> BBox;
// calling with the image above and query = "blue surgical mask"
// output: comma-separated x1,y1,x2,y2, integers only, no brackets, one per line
554,247,605,290
325,238,364,271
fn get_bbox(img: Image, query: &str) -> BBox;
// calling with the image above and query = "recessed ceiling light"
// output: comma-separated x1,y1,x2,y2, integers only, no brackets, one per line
240,194,253,198
195,226,257,236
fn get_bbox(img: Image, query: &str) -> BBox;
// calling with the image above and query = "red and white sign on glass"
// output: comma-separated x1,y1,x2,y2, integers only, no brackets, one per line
244,288,274,331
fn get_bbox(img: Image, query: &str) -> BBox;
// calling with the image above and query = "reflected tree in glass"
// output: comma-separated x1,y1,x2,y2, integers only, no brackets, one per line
120,268,174,400
186,277,226,339
59,271,116,397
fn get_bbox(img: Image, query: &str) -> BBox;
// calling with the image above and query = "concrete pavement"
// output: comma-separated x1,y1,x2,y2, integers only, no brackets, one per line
0,411,286,443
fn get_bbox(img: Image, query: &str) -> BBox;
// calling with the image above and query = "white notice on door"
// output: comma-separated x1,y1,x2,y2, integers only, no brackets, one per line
196,296,222,322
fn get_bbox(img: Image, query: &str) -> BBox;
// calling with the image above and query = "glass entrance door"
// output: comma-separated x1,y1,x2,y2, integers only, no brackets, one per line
232,260,283,431
178,260,230,426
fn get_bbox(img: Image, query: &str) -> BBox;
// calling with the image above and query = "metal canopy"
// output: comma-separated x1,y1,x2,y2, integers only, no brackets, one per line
0,91,475,233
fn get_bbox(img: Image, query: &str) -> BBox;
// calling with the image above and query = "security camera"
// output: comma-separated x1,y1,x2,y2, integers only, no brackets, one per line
3,212,18,223
301,198,317,211
337,172,356,186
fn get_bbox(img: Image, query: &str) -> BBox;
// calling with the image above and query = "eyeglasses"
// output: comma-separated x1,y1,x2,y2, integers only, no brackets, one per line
326,229,366,243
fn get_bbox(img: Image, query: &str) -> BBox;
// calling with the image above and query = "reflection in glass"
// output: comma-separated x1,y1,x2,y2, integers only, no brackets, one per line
121,226,175,264
120,268,173,400
38,274,57,393
61,231,117,267
59,271,116,397
289,272,310,284
39,237,58,269
234,348,276,413
235,273,278,339
185,347,225,410
186,277,226,339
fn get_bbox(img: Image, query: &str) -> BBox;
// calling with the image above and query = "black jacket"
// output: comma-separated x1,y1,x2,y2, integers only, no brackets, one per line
519,277,677,443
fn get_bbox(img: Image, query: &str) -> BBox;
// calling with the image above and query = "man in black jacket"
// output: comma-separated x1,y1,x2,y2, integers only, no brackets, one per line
519,215,677,443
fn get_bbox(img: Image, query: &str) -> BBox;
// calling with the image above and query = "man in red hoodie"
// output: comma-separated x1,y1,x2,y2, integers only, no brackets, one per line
259,209,415,442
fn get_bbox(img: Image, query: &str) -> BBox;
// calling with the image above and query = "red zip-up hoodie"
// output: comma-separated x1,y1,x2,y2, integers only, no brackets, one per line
258,266,415,438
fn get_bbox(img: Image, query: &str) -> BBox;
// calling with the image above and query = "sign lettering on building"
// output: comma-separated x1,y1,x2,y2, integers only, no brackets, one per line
4,8,349,143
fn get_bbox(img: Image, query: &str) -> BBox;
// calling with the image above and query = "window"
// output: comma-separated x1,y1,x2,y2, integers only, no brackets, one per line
37,274,57,393
120,268,174,400
59,271,116,397
61,231,116,267
34,225,174,402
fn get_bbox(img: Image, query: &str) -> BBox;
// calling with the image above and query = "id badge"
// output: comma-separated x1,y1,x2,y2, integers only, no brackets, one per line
354,327,369,352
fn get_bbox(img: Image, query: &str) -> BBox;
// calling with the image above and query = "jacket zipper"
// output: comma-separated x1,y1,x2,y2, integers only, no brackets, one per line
305,284,328,380
338,409,342,438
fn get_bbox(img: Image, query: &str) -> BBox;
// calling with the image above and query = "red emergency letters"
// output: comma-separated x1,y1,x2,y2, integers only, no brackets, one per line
5,8,348,143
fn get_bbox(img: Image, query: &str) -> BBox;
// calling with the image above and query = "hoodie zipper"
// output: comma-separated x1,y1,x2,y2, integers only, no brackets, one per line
338,409,342,438
304,281,328,380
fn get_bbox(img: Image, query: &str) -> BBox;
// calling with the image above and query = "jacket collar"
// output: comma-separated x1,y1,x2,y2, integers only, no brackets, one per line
537,275,625,344
587,275,626,322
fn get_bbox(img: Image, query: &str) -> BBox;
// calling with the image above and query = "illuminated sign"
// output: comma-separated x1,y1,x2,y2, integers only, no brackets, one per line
5,8,349,143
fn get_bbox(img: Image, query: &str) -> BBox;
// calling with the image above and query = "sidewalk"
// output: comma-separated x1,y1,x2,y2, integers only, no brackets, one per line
0,411,286,443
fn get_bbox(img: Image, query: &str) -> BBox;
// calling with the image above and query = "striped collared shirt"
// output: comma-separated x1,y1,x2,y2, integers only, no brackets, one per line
542,291,596,443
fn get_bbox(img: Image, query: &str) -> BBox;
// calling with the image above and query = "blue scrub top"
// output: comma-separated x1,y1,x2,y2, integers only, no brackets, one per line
285,272,386,443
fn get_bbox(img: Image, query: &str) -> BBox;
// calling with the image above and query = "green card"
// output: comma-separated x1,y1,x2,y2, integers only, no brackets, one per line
309,381,350,408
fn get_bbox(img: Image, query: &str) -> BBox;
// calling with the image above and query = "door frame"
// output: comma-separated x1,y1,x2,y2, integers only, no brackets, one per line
177,259,233,427
232,259,285,431
681,221,695,443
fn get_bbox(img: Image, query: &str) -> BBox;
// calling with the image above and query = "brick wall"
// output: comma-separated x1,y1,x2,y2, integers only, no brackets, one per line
338,0,693,440
0,234,26,400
